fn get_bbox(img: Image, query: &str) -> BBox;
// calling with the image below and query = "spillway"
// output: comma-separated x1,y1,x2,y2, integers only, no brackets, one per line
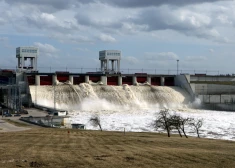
29,83,190,111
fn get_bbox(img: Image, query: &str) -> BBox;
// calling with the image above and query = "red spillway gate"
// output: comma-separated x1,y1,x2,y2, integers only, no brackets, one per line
73,76,85,85
136,76,147,83
89,76,100,83
151,77,161,86
40,75,53,85
57,75,69,83
107,76,118,85
27,76,35,85
122,76,132,85
164,77,175,86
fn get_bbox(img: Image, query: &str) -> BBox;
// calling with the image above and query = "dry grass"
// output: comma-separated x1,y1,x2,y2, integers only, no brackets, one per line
0,128,235,168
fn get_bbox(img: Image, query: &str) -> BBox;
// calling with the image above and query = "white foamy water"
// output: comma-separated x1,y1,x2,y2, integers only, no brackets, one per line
30,84,190,110
29,84,235,141
67,109,235,141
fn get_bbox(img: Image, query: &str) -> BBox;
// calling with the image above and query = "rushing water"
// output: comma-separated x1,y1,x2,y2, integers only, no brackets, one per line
30,83,235,141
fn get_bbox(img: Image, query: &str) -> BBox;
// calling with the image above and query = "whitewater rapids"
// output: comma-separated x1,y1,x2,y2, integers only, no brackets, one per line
30,83,190,111
29,83,235,141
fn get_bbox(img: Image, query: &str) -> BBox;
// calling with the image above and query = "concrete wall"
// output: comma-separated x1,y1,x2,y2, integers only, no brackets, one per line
198,94,235,104
195,84,235,95
191,76,235,82
202,103,235,111
175,75,195,100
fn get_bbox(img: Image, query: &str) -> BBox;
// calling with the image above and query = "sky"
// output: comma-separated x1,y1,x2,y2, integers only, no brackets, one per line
0,0,235,75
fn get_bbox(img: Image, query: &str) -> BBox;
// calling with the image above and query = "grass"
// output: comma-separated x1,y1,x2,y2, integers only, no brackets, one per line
0,128,235,168
2,119,30,127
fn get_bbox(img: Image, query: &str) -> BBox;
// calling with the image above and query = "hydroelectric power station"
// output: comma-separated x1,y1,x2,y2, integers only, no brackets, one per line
1,47,235,112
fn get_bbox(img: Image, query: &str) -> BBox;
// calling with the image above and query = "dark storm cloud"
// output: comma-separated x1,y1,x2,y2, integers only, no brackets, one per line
102,0,227,8
3,0,74,9
2,0,228,10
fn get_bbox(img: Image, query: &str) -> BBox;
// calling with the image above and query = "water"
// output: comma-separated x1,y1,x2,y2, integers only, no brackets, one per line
29,84,235,141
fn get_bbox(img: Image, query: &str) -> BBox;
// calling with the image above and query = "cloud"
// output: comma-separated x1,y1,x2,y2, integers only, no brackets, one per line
75,48,90,52
0,37,8,42
1,0,233,44
48,33,93,44
145,52,179,60
73,2,231,43
99,0,225,8
0,17,7,25
185,56,207,61
209,49,214,53
122,56,139,65
34,42,59,57
98,34,116,43
24,12,79,33
3,0,225,11
3,0,77,11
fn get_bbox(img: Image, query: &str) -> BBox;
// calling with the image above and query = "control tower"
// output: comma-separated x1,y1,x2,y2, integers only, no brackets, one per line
16,47,39,72
99,50,121,74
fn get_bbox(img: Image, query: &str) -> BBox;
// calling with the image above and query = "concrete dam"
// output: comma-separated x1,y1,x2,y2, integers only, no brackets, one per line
1,48,235,112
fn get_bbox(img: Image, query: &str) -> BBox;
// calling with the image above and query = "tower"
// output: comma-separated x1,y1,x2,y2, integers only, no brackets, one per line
99,50,121,74
16,47,39,72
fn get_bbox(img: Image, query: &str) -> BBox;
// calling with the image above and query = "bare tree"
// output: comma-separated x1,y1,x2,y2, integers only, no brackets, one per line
89,115,102,131
153,109,172,137
175,116,192,138
170,114,183,137
190,118,203,138
179,117,192,138
153,110,203,138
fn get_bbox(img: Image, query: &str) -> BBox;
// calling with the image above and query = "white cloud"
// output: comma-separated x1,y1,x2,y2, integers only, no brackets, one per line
0,37,8,42
0,0,235,74
0,17,7,24
145,52,179,60
209,49,214,53
34,42,59,57
75,48,90,52
185,56,207,61
98,34,116,43
48,33,93,44
122,56,139,65
40,13,56,21
25,12,80,33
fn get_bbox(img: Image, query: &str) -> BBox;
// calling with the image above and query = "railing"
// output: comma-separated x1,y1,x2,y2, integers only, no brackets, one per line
0,66,221,75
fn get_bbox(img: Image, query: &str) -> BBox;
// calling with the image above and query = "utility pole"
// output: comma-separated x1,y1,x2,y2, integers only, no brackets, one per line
177,59,179,75
54,84,56,110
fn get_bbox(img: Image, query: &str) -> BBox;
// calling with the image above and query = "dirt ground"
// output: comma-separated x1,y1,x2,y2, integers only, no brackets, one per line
0,127,235,168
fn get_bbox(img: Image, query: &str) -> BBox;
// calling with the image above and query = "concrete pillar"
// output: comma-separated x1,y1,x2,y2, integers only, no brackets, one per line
111,60,114,71
161,77,165,86
117,60,120,72
133,76,137,85
35,75,40,86
118,76,122,86
107,59,109,70
53,75,57,85
147,76,151,85
101,76,107,85
85,75,89,83
69,75,73,84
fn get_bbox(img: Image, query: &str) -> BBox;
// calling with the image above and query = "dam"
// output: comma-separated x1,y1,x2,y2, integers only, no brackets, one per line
1,48,235,112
